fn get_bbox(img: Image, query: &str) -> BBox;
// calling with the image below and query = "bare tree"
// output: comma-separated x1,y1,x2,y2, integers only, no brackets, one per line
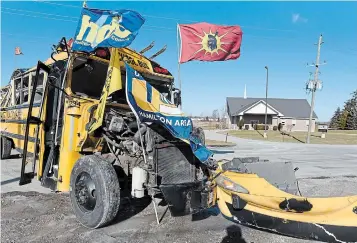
220,106,226,129
212,109,219,120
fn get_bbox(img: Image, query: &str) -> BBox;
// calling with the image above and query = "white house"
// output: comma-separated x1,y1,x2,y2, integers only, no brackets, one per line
226,97,318,132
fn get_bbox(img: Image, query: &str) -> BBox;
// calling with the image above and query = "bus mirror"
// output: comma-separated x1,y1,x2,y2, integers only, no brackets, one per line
174,91,182,107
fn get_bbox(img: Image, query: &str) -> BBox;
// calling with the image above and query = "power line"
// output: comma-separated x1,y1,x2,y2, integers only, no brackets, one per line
139,13,196,22
2,9,300,40
2,6,183,30
2,7,78,19
1,29,316,48
2,30,303,44
1,10,78,22
1,9,176,31
329,47,357,53
3,6,355,53
326,49,357,56
33,0,81,9
2,9,296,39
33,0,297,33
3,33,52,39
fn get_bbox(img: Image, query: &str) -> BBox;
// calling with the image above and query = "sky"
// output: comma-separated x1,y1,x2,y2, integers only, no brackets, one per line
1,1,357,121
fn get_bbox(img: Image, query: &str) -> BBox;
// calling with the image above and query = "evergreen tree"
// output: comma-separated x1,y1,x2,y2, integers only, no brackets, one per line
346,90,357,130
329,107,341,129
238,118,245,130
338,109,348,130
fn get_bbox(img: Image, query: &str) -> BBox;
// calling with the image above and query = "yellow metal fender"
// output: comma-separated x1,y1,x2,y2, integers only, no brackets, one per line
215,170,357,242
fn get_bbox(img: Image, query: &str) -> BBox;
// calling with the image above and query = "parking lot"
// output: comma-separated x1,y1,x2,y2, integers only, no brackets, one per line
1,130,357,243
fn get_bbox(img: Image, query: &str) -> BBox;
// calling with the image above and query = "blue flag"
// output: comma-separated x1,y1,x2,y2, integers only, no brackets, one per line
72,8,145,52
124,63,213,163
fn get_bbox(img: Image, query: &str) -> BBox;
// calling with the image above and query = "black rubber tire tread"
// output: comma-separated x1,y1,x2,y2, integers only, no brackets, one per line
1,136,12,159
69,155,120,229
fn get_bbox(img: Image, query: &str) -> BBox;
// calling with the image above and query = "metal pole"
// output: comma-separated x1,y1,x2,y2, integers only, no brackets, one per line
14,49,16,70
264,66,268,138
176,24,182,109
307,34,323,144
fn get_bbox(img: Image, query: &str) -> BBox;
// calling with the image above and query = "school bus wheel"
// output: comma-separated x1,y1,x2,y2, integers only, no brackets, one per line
69,155,120,228
1,136,12,159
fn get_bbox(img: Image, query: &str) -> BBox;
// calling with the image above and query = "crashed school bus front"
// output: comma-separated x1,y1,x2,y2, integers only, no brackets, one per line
1,37,356,243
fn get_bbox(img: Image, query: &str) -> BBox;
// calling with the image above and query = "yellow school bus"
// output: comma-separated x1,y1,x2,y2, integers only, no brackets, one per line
1,38,356,242
0,38,200,229
0,66,49,159
0,39,183,181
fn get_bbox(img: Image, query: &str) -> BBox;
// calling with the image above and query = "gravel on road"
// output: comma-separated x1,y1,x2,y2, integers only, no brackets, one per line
1,130,357,243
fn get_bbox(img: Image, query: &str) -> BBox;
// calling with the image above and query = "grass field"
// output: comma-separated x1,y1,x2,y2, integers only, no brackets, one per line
206,139,236,147
221,130,357,145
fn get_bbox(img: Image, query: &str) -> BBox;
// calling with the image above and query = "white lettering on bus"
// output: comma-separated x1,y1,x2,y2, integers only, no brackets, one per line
139,111,190,127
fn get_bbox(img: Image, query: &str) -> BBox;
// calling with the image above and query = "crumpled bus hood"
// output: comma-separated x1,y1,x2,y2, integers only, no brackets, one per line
214,158,357,243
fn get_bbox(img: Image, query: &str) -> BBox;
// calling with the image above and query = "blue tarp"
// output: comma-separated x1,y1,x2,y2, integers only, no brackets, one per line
125,63,213,163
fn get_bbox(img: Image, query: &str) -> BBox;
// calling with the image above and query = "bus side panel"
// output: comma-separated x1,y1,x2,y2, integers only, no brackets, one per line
56,102,81,192
36,97,48,180
0,106,41,155
56,100,98,192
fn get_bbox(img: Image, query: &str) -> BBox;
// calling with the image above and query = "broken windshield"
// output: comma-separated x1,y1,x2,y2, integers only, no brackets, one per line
70,57,172,101
71,57,108,99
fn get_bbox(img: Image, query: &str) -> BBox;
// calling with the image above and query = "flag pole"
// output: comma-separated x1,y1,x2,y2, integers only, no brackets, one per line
176,24,182,108
14,49,16,70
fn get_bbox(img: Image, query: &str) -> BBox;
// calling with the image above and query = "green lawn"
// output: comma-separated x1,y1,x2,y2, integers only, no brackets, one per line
327,130,357,134
221,130,357,145
206,139,236,147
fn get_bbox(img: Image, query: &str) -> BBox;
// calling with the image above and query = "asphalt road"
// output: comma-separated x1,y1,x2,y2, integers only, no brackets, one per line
1,131,357,243
206,130,357,179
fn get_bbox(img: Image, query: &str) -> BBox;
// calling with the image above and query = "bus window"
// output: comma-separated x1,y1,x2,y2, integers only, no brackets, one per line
31,73,44,86
23,75,29,88
14,77,22,105
29,71,45,104
13,75,30,105
14,77,21,89
33,89,43,102
71,57,108,99
22,75,30,103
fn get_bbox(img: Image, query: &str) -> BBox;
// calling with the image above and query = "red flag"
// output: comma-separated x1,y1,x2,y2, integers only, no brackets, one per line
15,47,23,55
67,38,74,49
178,22,243,64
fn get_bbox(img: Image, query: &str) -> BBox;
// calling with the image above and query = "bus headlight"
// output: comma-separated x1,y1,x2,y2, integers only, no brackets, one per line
215,175,249,194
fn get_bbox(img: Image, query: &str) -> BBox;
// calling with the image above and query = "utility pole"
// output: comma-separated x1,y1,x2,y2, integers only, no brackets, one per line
306,34,326,144
264,66,269,138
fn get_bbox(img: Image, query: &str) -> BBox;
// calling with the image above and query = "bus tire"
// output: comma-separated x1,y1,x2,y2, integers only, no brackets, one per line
1,136,12,159
69,155,120,229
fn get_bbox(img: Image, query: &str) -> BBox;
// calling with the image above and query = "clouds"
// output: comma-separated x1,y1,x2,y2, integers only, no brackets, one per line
292,13,308,24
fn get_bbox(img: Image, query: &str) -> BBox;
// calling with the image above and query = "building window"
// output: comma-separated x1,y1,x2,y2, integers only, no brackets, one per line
250,120,259,125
